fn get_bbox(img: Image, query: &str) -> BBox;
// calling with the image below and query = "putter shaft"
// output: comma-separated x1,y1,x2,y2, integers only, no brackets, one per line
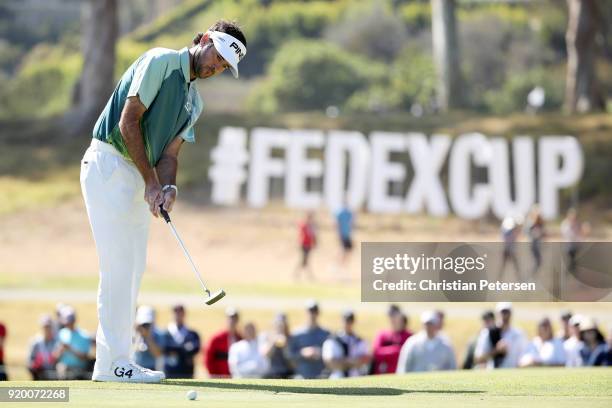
164,218,211,295
159,207,226,305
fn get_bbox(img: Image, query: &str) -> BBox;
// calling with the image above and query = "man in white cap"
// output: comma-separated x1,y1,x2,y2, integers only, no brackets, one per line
474,302,527,368
82,20,247,383
396,311,456,373
133,306,164,371
563,314,583,367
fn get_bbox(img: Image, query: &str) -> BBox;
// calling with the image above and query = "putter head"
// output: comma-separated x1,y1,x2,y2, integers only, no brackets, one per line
205,289,226,305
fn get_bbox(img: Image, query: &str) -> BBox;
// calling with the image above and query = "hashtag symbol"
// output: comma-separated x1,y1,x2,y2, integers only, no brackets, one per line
209,127,249,205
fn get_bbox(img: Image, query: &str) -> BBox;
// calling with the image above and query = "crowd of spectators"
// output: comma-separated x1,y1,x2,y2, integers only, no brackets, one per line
500,206,591,276
27,305,95,380
1,300,609,381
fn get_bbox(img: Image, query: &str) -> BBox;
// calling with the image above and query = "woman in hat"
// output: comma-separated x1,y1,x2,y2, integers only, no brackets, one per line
578,318,608,366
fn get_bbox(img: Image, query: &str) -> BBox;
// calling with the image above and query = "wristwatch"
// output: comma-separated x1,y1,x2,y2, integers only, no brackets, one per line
162,184,178,196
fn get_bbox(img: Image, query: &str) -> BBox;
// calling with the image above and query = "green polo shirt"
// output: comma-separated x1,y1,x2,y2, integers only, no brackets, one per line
93,47,203,166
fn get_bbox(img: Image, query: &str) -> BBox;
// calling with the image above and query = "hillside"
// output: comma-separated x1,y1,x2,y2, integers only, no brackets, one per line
1,112,611,219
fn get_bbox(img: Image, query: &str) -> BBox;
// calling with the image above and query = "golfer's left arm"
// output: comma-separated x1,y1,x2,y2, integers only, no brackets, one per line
156,135,184,212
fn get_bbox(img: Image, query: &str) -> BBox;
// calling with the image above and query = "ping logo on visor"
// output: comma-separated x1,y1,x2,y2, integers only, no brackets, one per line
208,31,247,78
230,42,245,61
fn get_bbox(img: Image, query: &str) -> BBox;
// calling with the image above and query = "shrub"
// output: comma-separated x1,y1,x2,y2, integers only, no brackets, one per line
0,40,21,74
459,12,553,110
247,40,383,113
399,2,431,34
0,44,82,120
387,48,437,110
346,48,436,113
239,1,343,77
483,68,564,114
325,2,408,62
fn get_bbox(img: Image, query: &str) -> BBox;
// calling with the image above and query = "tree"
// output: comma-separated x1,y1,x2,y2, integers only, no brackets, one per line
564,0,605,113
69,0,118,134
431,0,462,111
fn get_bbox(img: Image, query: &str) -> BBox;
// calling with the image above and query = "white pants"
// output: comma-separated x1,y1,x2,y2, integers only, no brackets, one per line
80,139,150,375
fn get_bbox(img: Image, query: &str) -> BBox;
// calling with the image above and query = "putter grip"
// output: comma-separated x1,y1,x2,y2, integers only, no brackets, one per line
159,205,171,223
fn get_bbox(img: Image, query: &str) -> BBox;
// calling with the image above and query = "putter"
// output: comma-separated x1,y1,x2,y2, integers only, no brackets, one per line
159,206,226,305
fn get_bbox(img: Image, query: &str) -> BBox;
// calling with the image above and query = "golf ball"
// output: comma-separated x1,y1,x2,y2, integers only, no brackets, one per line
186,390,197,400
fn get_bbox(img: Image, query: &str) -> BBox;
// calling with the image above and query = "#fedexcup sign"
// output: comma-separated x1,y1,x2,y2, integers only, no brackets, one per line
208,127,583,220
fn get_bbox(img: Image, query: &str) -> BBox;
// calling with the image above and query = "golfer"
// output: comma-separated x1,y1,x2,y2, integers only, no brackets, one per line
80,20,247,383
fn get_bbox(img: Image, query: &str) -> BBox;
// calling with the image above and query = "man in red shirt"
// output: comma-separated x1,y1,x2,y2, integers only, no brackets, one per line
294,211,317,281
0,322,7,380
204,308,242,377
371,305,412,374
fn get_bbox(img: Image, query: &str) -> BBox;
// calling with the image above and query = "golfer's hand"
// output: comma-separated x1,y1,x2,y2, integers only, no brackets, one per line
145,178,163,217
161,188,177,213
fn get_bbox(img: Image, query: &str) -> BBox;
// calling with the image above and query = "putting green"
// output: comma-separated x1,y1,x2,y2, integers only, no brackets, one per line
1,368,610,407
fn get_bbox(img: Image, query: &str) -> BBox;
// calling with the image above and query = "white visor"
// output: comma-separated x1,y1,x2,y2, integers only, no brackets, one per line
208,31,246,79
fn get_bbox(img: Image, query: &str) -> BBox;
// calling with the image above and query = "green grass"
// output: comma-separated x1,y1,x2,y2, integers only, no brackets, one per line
0,273,359,300
1,368,611,407
0,173,79,215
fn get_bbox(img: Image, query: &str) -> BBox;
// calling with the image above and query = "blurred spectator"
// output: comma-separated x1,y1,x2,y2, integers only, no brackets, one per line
55,306,94,380
484,309,505,368
557,311,573,341
335,201,355,269
396,311,456,373
474,302,527,368
561,208,589,273
499,217,521,280
463,310,497,369
434,310,451,345
52,303,66,336
205,307,242,378
525,205,546,272
0,321,7,380
564,315,584,367
228,322,269,378
371,305,412,374
289,300,330,378
578,318,608,366
294,211,317,281
322,310,370,379
606,327,612,366
434,310,445,330
261,313,295,379
162,304,200,379
133,306,164,371
28,315,58,380
387,304,400,316
519,317,566,367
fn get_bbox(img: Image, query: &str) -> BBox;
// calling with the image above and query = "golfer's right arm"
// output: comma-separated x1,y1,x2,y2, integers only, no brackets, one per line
119,96,163,217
